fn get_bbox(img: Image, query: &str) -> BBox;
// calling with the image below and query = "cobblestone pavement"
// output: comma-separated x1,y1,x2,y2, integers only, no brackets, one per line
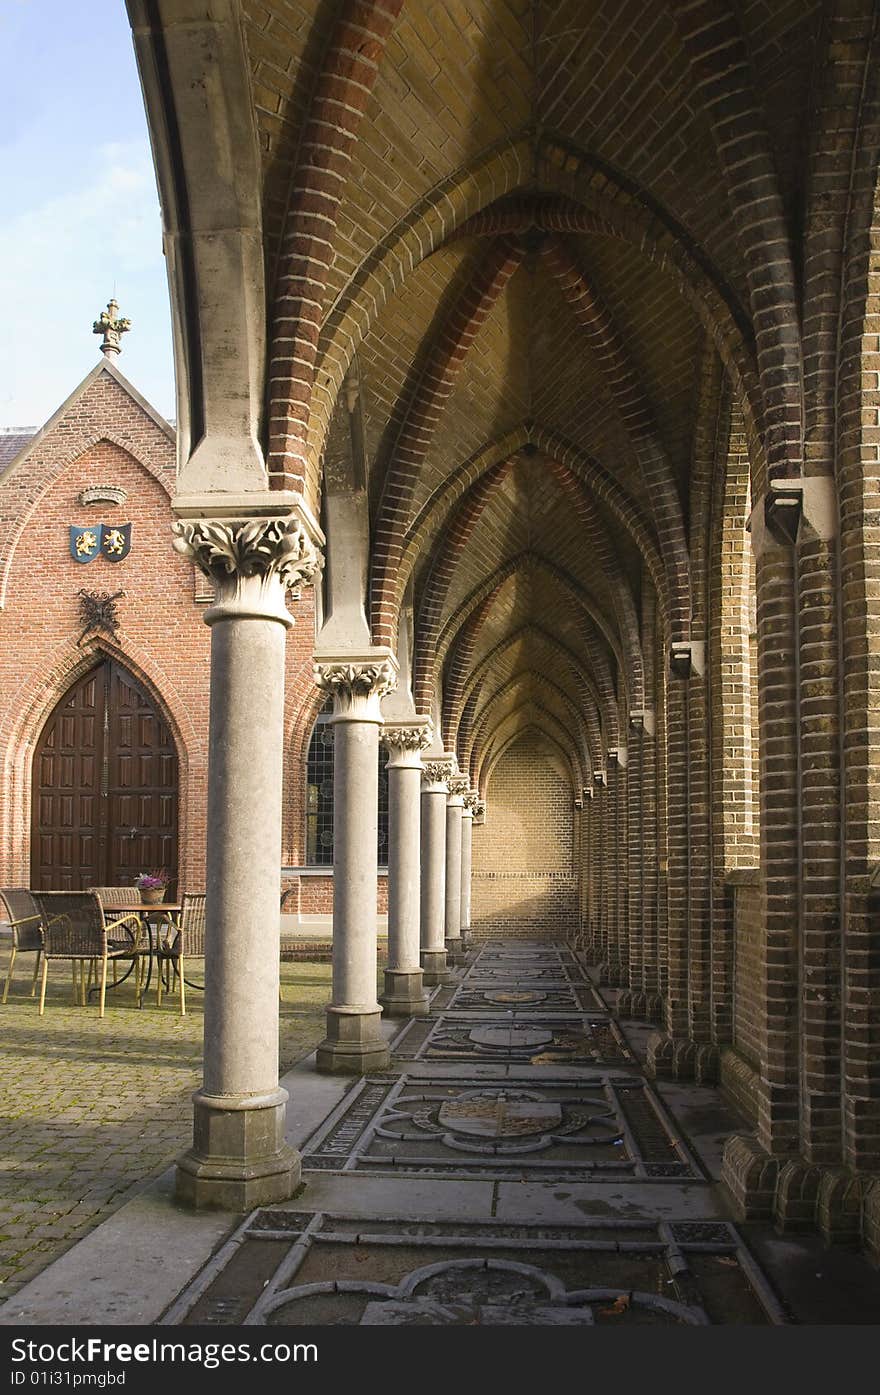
0,958,333,1300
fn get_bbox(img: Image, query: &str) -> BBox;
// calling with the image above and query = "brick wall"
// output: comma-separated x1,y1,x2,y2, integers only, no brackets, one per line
0,365,336,903
0,368,212,891
471,731,576,937
280,871,388,916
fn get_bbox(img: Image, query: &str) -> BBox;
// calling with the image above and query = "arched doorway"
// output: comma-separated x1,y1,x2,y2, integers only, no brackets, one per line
31,658,178,891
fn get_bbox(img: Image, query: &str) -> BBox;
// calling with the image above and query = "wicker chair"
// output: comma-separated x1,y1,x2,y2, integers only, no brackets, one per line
88,888,150,990
32,891,145,1017
0,888,44,1004
153,892,205,1015
90,886,138,909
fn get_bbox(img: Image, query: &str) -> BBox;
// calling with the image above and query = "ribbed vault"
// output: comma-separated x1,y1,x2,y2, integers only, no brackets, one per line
132,0,829,801
129,0,880,1245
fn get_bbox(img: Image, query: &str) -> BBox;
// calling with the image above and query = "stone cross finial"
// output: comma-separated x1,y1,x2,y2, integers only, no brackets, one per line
93,298,131,357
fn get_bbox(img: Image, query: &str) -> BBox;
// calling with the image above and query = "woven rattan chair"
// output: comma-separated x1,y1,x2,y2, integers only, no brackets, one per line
90,886,138,909
154,892,205,1015
89,887,151,991
32,891,144,1017
0,888,44,1004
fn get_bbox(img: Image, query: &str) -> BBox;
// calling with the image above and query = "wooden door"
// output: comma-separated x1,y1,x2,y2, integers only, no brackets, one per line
31,660,178,891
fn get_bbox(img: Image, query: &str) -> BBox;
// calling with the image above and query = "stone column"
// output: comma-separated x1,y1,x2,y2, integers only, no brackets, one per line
444,776,468,962
460,792,477,942
421,759,453,986
170,513,319,1209
380,724,431,1018
314,653,398,1072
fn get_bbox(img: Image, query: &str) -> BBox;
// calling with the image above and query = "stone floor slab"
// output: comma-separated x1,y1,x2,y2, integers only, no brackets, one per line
300,1072,704,1181
393,1012,635,1065
164,1209,786,1327
7,937,862,1328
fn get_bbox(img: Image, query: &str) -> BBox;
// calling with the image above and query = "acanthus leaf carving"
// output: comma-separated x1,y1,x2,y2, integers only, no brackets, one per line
382,725,432,752
422,758,455,786
315,657,398,719
172,516,321,597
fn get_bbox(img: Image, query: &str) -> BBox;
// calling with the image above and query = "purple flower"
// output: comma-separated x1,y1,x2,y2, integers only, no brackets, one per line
135,870,170,890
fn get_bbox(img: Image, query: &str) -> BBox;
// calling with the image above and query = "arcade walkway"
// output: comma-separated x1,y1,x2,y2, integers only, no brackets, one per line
5,940,880,1327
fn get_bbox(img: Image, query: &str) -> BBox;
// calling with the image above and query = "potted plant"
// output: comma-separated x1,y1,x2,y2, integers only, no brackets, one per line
136,870,170,905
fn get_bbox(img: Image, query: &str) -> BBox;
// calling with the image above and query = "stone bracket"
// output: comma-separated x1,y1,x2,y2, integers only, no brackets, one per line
629,708,656,737
750,476,838,555
669,640,705,679
763,479,803,543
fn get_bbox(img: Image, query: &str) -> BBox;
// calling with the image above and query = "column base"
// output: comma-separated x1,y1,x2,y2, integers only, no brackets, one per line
175,1089,301,1211
645,1033,718,1082
444,935,464,965
618,990,664,1022
775,1162,867,1242
720,1135,781,1221
316,1007,391,1074
421,949,451,986
817,1169,868,1246
603,959,626,987
380,968,429,1018
722,1141,874,1251
863,1180,880,1262
774,1158,824,1233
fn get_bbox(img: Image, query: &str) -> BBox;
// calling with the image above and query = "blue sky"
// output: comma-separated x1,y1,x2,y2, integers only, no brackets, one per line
0,0,175,427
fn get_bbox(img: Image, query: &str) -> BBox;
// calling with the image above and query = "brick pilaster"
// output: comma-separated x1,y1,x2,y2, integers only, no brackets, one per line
754,534,801,1157
798,528,842,1165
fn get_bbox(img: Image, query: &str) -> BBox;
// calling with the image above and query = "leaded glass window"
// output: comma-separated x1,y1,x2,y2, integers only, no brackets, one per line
305,701,389,866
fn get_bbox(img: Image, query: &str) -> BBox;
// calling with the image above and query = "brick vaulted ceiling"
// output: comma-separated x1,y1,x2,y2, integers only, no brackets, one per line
149,0,830,784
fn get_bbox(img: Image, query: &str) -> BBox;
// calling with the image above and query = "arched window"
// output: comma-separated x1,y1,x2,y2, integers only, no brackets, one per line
305,701,389,866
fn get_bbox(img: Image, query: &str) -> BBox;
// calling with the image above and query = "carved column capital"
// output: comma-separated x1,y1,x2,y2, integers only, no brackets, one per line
447,776,470,803
382,722,433,769
315,651,399,723
463,790,480,816
422,757,455,792
382,723,432,750
172,514,321,625
472,800,486,824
